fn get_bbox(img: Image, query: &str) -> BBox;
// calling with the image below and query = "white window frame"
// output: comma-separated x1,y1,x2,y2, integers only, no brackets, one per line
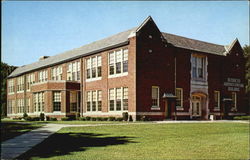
86,55,102,82
86,90,102,112
108,48,128,78
191,55,206,80
17,76,24,93
8,79,15,95
67,61,80,81
108,87,129,112
38,70,48,82
151,86,160,109
176,88,183,110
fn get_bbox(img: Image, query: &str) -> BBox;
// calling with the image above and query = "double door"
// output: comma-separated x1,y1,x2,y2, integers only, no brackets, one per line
192,96,201,117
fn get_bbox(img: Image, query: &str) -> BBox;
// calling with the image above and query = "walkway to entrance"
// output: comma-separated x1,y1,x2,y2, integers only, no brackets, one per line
1,120,248,159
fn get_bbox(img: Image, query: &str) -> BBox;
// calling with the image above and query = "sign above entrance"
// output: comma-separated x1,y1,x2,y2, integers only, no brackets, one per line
224,78,244,92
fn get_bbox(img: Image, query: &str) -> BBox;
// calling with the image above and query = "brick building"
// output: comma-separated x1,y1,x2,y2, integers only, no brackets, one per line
7,16,248,120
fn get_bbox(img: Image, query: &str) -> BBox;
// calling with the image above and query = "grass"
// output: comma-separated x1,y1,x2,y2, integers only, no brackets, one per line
1,121,44,142
18,122,249,160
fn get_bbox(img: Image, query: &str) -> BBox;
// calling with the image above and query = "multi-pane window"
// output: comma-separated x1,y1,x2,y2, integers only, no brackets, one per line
33,92,44,112
51,66,62,80
17,76,24,92
8,79,15,94
70,91,78,112
86,90,102,112
109,48,128,76
86,56,102,79
232,92,237,110
7,100,15,114
123,87,128,110
192,56,205,79
109,87,129,111
26,98,30,113
53,92,61,111
67,61,80,81
17,99,24,113
152,86,159,107
176,88,183,109
26,73,35,91
214,91,220,110
38,70,48,82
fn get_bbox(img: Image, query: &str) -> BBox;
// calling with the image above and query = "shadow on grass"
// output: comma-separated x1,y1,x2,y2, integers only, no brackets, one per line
18,132,137,159
1,122,42,142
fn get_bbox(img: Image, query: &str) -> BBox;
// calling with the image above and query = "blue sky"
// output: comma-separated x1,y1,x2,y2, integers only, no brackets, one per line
2,1,249,66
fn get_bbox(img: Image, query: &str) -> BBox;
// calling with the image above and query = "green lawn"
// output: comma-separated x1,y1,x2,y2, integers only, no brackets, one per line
1,121,44,142
18,123,249,160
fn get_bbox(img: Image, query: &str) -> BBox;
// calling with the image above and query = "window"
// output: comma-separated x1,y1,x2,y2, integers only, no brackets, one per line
176,88,183,109
67,61,80,81
51,66,62,80
17,99,24,113
26,73,35,91
33,92,44,112
70,91,78,112
232,92,237,110
26,98,30,113
7,100,15,114
86,56,102,80
53,92,61,111
109,87,129,111
123,87,128,110
152,86,159,108
109,48,128,76
191,56,206,79
8,79,15,94
86,90,102,112
214,91,220,110
17,76,24,92
38,70,48,82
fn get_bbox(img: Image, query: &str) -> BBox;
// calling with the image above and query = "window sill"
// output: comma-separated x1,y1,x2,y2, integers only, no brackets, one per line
176,107,184,111
151,107,160,110
17,91,24,93
8,93,15,95
214,108,220,111
108,72,128,79
86,77,102,82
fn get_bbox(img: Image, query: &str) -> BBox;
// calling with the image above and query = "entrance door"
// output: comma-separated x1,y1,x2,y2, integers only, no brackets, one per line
192,96,201,117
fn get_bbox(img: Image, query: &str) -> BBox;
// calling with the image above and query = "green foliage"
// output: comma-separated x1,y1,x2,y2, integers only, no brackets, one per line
108,117,116,121
233,116,250,120
61,117,70,121
40,113,45,121
115,117,123,121
50,117,57,121
122,112,128,121
0,62,17,116
23,113,28,118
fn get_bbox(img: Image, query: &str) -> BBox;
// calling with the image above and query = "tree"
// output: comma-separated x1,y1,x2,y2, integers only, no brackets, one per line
1,62,17,117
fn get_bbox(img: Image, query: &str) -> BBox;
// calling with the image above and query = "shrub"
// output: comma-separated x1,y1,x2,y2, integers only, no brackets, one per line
23,113,28,118
108,117,116,121
116,117,123,121
233,116,250,120
91,117,97,121
86,116,91,121
24,116,32,121
13,117,22,120
61,117,70,121
75,112,80,120
80,117,86,121
128,115,133,122
50,117,57,121
122,112,129,121
96,117,103,121
102,117,108,121
32,117,40,121
40,113,45,121
46,116,50,121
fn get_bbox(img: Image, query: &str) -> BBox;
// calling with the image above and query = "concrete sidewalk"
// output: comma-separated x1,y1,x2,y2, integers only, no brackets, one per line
1,124,62,160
